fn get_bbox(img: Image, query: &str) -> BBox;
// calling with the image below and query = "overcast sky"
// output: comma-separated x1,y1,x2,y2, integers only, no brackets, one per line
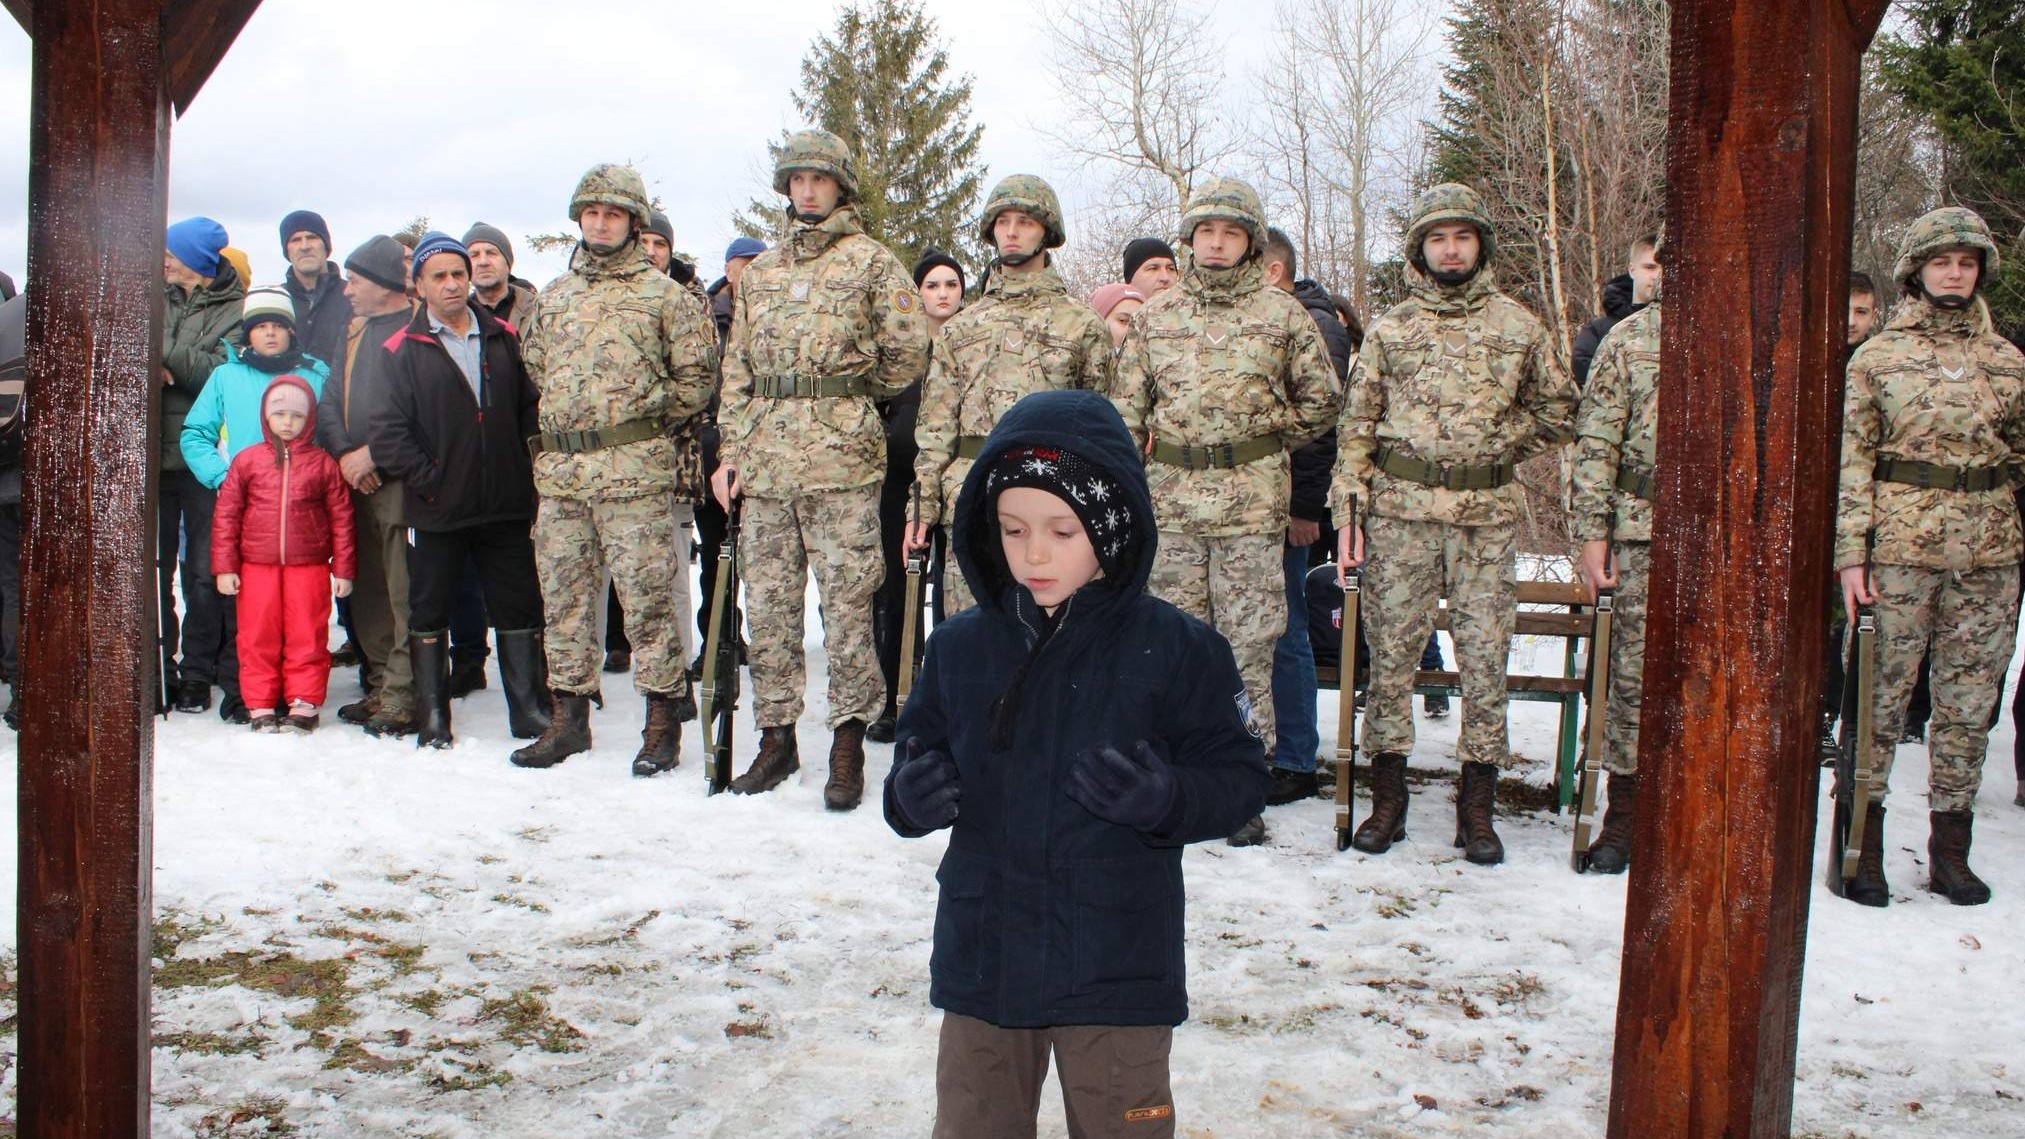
0,0,1306,291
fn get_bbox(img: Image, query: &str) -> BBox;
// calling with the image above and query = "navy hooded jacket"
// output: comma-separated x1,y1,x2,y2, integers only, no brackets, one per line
885,389,1269,1029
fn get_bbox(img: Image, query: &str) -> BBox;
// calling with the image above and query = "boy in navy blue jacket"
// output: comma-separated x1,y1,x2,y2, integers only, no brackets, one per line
885,389,1269,1137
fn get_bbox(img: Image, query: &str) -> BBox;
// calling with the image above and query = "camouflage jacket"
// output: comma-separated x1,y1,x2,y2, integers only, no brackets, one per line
1329,266,1577,527
520,242,717,501
1112,259,1341,537
1571,301,1661,543
913,266,1113,525
1835,295,2025,571
718,206,932,497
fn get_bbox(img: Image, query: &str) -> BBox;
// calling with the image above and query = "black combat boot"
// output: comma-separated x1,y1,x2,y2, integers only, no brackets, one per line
731,726,800,795
1584,773,1639,875
1928,809,1991,905
1846,802,1889,907
1264,766,1317,806
512,693,592,769
866,699,898,745
1352,752,1410,854
410,634,453,750
447,644,489,699
494,629,554,740
631,693,682,777
670,673,698,723
824,719,868,810
1454,761,1505,866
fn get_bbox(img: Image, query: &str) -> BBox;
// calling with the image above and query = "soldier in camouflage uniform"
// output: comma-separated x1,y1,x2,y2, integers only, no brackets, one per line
510,164,718,776
712,128,932,809
904,174,1114,614
1112,176,1342,846
1331,182,1578,866
1835,205,2025,908
1569,239,1664,875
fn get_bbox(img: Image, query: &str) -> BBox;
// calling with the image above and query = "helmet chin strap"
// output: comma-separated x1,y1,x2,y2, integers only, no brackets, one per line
995,249,1040,269
585,230,636,257
1922,285,1975,311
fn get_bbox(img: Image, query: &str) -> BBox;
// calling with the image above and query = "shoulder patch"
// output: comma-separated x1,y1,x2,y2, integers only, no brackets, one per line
894,289,917,313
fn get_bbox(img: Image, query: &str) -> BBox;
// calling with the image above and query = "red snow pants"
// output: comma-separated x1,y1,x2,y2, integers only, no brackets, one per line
235,562,334,711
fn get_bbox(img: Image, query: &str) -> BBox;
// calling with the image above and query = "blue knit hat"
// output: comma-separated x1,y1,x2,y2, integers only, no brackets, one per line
724,236,767,264
166,217,229,279
278,209,331,254
410,231,470,278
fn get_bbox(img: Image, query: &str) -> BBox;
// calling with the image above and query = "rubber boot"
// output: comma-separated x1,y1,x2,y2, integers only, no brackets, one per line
410,634,453,750
631,693,682,777
1454,761,1505,865
1584,773,1638,875
1847,802,1889,907
1928,809,1991,905
824,719,868,810
1352,752,1410,854
511,693,592,769
731,726,800,795
494,629,554,740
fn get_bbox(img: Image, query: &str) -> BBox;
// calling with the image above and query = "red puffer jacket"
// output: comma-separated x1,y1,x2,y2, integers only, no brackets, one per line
212,374,357,578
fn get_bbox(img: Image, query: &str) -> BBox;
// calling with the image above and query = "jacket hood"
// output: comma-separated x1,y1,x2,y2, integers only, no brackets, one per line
567,238,656,281
1601,273,1639,318
952,389,1157,617
983,265,1070,302
1405,261,1499,314
1885,292,1995,339
258,373,321,456
1179,256,1266,304
787,205,867,262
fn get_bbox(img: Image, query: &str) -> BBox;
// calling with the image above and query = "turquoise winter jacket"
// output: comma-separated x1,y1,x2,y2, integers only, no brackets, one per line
179,343,329,489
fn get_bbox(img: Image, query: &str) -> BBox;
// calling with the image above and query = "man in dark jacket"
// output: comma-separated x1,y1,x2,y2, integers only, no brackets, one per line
161,216,246,719
0,291,22,727
1571,235,1660,387
280,210,353,374
463,223,539,330
369,232,550,752
321,235,418,737
886,390,1266,1134
692,235,766,667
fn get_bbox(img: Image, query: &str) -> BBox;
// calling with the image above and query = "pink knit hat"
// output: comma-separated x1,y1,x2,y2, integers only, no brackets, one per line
1090,282,1146,320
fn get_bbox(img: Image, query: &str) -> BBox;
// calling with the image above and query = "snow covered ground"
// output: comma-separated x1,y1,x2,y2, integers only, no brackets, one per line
0,580,2021,1137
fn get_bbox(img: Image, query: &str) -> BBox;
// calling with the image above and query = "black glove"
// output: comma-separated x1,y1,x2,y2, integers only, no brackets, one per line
892,738,962,832
1066,740,1182,832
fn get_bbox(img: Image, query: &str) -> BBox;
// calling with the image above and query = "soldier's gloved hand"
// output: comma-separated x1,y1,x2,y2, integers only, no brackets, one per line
892,738,962,832
1067,740,1182,833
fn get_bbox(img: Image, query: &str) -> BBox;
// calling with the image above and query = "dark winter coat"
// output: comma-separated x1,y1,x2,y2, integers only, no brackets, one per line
285,264,354,376
1571,273,1643,388
368,302,539,533
474,277,539,330
211,375,356,578
0,293,23,505
886,389,1268,1030
317,305,414,463
162,262,245,472
1290,279,1351,526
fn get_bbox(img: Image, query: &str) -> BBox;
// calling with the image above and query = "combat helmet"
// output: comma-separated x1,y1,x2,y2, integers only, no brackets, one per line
773,128,860,203
1405,182,1497,270
1178,176,1267,252
976,175,1067,250
1893,206,2001,294
569,163,651,230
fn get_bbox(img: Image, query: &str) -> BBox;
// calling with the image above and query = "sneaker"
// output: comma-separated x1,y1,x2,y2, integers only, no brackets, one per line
1225,814,1268,847
284,703,319,734
1422,693,1451,718
1265,766,1318,806
250,711,281,733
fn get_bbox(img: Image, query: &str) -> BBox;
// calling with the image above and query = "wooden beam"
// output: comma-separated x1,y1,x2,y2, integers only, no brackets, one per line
18,1,169,1135
163,0,262,115
1607,1,1888,1135
3,0,29,35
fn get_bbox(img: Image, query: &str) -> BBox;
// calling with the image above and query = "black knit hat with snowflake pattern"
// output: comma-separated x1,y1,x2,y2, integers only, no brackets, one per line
984,443,1140,582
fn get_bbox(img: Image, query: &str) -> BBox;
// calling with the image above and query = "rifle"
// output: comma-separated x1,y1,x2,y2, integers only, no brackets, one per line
1570,542,1616,872
897,483,927,708
699,498,742,795
1334,502,1362,853
1827,582,1878,897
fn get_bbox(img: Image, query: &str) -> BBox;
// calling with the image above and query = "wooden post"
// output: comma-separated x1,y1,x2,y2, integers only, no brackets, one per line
16,1,171,1133
1608,2,1889,1136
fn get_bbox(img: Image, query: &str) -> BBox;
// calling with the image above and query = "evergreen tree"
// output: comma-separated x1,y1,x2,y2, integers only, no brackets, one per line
734,0,988,270
1875,1,2025,329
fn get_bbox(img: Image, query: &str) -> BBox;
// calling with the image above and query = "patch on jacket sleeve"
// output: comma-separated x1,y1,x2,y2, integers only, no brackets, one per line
1124,1105,1174,1122
893,288,916,313
1234,690,1262,739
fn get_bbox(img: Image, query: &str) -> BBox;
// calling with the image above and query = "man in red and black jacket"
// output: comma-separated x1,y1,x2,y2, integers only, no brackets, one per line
369,231,550,752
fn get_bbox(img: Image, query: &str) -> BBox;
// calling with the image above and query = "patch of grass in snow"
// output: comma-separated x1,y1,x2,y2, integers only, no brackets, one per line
156,1030,268,1057
478,987,585,1053
489,892,551,915
569,910,662,948
153,912,225,958
1489,972,1547,1010
342,906,410,923
515,824,558,844
321,1035,418,1075
422,1051,513,1093
154,950,355,1037
193,1094,295,1137
398,988,448,1016
1376,893,1418,919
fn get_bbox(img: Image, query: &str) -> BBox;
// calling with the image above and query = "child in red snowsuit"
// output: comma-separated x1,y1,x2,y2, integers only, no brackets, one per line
213,375,355,732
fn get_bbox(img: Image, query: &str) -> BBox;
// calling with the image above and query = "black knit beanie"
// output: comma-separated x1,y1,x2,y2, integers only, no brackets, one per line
1122,236,1176,284
912,247,966,292
984,443,1139,581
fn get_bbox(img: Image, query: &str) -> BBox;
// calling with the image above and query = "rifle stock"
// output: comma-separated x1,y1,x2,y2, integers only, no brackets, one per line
700,500,742,795
1334,504,1361,853
1571,586,1615,872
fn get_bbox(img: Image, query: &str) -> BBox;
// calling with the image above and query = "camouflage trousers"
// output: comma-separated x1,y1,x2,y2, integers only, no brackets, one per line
1864,561,2019,812
938,527,976,617
1149,532,1282,752
741,488,886,730
1600,541,1650,776
1361,514,1517,769
537,492,687,696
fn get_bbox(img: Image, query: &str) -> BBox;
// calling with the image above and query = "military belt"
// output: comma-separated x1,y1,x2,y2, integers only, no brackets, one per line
954,436,989,460
753,374,867,399
1615,461,1657,501
527,416,666,457
1375,443,1515,491
1149,435,1282,471
1874,458,2006,493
